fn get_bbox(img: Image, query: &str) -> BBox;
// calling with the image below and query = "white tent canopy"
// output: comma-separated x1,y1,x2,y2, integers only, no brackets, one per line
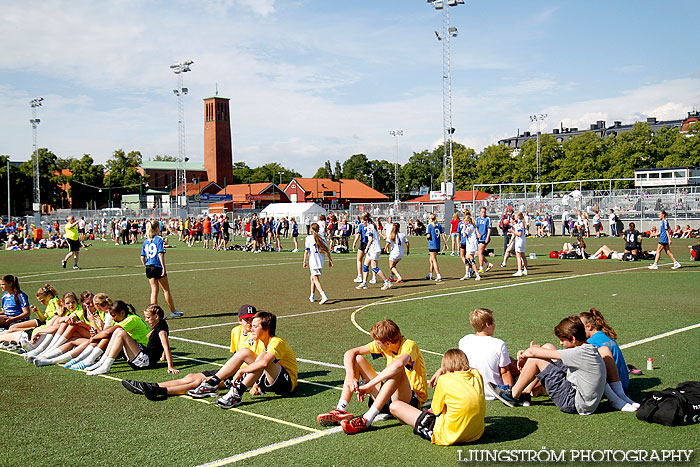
260,202,326,227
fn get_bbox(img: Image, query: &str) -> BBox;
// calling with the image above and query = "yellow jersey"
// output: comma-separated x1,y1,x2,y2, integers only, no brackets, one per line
230,324,264,368
64,222,79,241
431,370,486,445
367,337,428,405
264,336,298,390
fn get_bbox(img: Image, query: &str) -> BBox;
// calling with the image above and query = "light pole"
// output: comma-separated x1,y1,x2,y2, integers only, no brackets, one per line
278,171,284,186
529,113,548,198
428,0,463,228
389,130,403,205
171,60,193,213
6,158,10,222
30,97,43,219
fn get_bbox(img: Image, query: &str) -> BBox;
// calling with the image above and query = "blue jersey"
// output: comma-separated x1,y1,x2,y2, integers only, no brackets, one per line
427,223,443,250
292,222,298,235
2,291,29,320
475,216,491,242
141,235,166,268
588,331,629,390
659,219,669,243
457,221,467,245
358,224,368,243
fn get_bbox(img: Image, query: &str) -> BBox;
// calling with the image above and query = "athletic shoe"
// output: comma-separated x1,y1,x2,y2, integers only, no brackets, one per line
215,385,243,409
170,310,184,318
487,382,518,407
355,283,368,290
474,274,481,281
486,262,493,272
0,341,10,349
341,416,369,434
672,262,682,269
373,413,394,422
319,295,328,305
186,379,219,398
292,248,299,252
648,263,658,270
450,252,455,256
381,281,392,290
434,275,442,282
309,295,315,303
353,276,363,283
317,408,354,426
122,379,146,395
70,361,87,370
478,267,484,273
33,357,52,367
460,274,469,281
512,271,523,277
518,392,532,407
423,274,432,280
500,262,506,268
143,382,168,401
522,269,528,276
369,278,377,284
6,343,19,351
72,265,80,270
61,260,66,269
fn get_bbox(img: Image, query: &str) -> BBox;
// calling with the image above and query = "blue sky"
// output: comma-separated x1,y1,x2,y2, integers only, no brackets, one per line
1,0,699,177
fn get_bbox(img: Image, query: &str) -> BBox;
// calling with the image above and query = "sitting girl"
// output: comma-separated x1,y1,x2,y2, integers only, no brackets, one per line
24,291,87,362
0,284,59,350
562,237,588,259
0,274,30,329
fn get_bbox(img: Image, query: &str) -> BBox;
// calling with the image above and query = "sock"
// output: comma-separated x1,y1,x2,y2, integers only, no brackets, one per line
82,347,104,366
610,381,637,406
73,346,94,363
336,399,349,412
207,375,221,387
427,273,432,278
363,407,379,426
49,353,72,364
86,355,108,371
320,292,327,299
604,383,634,411
88,357,115,375
46,335,67,352
237,381,248,393
42,348,62,359
26,335,51,356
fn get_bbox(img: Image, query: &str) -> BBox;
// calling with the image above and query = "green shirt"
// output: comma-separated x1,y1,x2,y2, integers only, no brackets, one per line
116,314,150,346
64,222,79,241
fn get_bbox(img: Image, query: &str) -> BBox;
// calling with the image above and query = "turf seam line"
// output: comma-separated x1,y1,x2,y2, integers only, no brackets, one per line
195,427,342,466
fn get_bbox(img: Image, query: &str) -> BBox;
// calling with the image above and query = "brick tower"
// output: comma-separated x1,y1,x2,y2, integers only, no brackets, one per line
203,96,233,187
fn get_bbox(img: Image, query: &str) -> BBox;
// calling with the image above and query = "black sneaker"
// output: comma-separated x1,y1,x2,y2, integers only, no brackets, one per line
143,382,168,401
487,382,519,407
121,379,146,395
72,265,80,270
61,260,67,269
215,385,243,409
518,392,532,407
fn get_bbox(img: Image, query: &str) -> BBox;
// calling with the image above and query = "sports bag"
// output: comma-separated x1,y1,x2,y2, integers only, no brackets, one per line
636,381,700,426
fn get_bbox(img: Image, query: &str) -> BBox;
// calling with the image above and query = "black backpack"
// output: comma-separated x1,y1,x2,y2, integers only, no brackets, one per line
636,381,700,426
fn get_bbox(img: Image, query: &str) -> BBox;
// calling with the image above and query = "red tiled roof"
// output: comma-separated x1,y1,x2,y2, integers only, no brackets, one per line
407,190,492,203
170,181,221,196
288,178,388,200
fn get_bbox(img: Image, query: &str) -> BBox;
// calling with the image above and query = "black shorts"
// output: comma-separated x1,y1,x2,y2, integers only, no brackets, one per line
145,266,165,279
358,241,367,252
429,248,439,253
460,244,467,251
292,232,298,238
257,366,293,395
659,241,669,246
478,240,488,245
67,239,81,252
78,228,85,234
414,408,437,441
202,369,219,378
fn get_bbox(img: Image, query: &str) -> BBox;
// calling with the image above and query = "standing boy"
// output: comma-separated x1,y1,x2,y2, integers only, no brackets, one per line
317,319,427,434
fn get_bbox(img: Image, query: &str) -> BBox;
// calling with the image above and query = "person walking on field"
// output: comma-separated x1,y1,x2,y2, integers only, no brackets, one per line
61,216,81,270
648,210,682,271
141,220,184,318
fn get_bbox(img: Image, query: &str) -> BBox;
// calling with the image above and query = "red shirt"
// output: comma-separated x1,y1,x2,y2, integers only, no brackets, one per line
203,219,212,234
450,219,460,233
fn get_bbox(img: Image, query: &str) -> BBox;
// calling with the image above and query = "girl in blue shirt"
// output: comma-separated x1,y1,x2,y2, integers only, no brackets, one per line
141,220,183,318
291,217,299,252
425,214,447,282
0,274,30,328
648,210,681,270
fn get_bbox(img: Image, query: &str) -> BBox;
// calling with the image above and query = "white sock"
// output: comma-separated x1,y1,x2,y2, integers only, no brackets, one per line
49,353,72,364
86,355,108,371
26,335,51,357
41,348,63,359
46,335,67,352
363,407,379,426
73,346,94,363
610,381,637,406
87,357,114,375
82,347,104,366
336,399,349,412
321,292,328,299
604,383,634,411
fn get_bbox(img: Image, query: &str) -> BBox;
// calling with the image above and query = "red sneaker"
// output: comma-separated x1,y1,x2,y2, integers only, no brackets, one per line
317,408,353,426
341,416,368,434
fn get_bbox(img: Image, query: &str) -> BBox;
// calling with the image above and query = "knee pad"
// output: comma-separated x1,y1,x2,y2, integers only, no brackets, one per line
371,267,380,274
362,264,370,273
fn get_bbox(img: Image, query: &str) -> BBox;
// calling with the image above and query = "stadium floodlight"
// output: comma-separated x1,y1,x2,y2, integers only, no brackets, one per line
171,60,194,212
529,113,548,198
389,130,404,206
30,97,44,215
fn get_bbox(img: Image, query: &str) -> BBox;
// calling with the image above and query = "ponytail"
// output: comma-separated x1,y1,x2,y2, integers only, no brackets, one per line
110,300,136,317
310,223,329,254
146,220,159,240
36,283,58,301
2,274,21,304
579,308,617,341
390,223,400,243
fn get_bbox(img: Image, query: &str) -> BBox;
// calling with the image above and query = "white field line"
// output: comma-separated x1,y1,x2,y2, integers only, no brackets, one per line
620,322,700,349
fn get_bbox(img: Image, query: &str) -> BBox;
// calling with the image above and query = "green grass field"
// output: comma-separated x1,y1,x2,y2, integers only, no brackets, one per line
1,234,699,466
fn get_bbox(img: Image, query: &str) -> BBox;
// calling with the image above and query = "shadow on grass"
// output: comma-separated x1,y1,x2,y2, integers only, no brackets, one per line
475,416,539,443
628,376,663,400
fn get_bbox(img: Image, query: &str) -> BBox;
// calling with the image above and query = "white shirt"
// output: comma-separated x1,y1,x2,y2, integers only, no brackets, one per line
366,224,382,255
458,334,511,400
465,223,478,253
305,235,326,270
386,232,408,258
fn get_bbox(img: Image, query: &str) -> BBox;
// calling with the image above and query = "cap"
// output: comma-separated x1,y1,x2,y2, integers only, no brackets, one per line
237,304,257,319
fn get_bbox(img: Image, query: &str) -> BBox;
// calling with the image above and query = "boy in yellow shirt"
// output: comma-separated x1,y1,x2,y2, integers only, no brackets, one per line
317,319,427,434
391,348,485,445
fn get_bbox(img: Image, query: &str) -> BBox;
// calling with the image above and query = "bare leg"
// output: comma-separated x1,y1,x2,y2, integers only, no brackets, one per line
158,277,176,314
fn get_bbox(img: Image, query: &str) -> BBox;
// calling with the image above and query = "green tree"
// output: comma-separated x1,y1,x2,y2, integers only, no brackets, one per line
153,154,178,162
250,163,301,184
231,161,253,184
401,149,442,194
1,155,33,216
66,154,106,209
104,149,144,204
368,159,395,196
20,148,66,208
450,144,477,190
474,144,517,186
342,154,372,184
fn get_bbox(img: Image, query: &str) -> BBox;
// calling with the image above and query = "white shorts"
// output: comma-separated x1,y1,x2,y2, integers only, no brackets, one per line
130,351,151,368
367,250,381,262
515,241,526,253
466,249,477,256
310,268,322,276
389,254,404,263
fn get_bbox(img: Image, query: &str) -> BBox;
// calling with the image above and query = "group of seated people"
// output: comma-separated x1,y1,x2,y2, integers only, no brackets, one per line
559,222,653,261
4,234,70,251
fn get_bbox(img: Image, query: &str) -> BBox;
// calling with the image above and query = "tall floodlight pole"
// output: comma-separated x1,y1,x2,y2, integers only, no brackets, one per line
389,130,403,206
6,158,10,221
428,0,463,229
30,97,44,215
171,60,193,212
529,113,547,198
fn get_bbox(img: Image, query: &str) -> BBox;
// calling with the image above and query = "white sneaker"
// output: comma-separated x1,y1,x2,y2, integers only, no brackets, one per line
353,276,363,283
309,295,315,303
319,295,328,305
474,274,481,281
460,274,469,281
423,274,432,280
450,252,455,256
355,283,368,290
648,263,658,270
369,278,377,284
513,271,523,277
434,275,442,282
672,262,682,269
292,248,299,253
522,269,528,276
500,263,506,268
381,281,392,290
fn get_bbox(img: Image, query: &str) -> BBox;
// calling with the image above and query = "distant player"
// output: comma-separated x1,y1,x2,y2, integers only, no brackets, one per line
304,222,334,305
475,207,493,273
648,210,682,270
141,220,183,318
385,222,409,283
